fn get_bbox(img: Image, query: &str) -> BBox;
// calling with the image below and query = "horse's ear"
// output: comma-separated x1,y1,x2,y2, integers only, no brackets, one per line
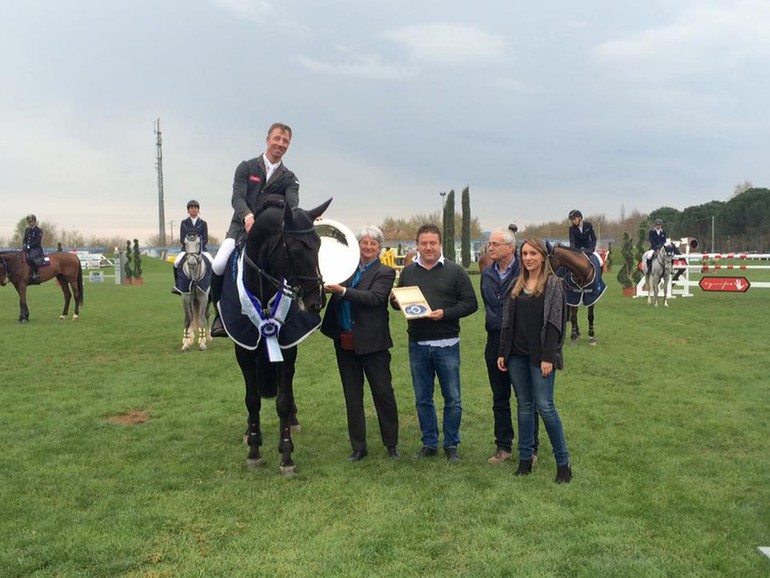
306,198,333,221
545,240,554,255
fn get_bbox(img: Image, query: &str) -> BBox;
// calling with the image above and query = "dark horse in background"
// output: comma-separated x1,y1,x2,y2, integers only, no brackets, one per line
547,243,606,345
0,251,83,323
218,196,331,475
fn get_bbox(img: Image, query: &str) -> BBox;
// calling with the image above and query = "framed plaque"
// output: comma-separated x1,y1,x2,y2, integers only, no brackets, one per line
391,286,432,319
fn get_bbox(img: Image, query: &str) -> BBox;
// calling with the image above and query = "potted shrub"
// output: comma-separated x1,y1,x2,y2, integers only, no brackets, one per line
123,240,133,285
132,239,143,285
616,232,636,296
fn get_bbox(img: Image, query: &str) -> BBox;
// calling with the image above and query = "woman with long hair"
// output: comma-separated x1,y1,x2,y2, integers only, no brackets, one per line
497,239,572,483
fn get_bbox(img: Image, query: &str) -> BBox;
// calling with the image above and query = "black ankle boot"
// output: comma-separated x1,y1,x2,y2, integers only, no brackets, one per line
515,459,533,476
555,463,572,484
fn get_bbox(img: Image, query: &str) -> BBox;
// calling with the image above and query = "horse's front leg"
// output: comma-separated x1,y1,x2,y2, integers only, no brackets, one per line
236,345,265,469
587,304,596,345
569,306,580,344
17,285,29,323
646,275,653,305
181,303,193,351
276,347,298,476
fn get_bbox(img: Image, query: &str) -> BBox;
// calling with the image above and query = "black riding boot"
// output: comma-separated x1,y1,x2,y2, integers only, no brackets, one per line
30,262,40,284
210,273,226,337
171,266,181,295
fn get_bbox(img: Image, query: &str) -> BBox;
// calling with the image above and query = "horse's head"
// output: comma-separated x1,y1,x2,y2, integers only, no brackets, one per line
183,233,201,255
0,252,18,286
548,244,595,288
247,197,332,313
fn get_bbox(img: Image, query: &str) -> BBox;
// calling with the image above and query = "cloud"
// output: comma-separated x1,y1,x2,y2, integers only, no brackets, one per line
592,1,770,80
212,0,273,23
297,52,414,80
383,22,507,66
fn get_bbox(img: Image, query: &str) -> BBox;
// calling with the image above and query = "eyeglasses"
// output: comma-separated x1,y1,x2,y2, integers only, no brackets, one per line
488,241,511,247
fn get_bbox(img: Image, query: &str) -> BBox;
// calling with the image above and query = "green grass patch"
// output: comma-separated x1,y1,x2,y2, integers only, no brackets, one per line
1,258,768,576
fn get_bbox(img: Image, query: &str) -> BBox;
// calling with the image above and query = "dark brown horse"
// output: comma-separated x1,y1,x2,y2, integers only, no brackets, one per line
546,243,606,345
0,251,83,323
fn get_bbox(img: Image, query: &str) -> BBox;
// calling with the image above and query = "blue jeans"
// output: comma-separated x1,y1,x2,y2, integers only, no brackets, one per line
508,355,570,466
408,342,462,449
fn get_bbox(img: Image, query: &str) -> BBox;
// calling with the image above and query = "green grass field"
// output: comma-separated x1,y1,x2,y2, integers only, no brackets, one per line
1,257,768,577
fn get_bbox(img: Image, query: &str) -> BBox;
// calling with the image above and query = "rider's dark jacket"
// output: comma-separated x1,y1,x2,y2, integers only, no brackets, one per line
180,217,208,252
568,221,597,253
649,227,667,251
226,155,299,242
23,226,44,260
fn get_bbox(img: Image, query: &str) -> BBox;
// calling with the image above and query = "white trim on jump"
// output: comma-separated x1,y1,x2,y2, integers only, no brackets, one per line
635,251,770,298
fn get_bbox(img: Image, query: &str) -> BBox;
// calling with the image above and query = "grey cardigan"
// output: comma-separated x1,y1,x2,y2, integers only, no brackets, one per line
498,275,567,370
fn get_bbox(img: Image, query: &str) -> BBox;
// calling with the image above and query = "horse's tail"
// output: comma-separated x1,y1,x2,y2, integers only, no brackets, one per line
77,264,84,306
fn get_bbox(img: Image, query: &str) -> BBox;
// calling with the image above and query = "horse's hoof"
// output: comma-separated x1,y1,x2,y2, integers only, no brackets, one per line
247,457,264,470
181,343,190,352
199,343,207,351
589,338,597,346
279,465,297,477
72,315,79,321
59,315,66,320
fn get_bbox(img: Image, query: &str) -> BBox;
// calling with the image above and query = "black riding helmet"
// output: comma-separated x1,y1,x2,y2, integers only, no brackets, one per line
187,200,200,209
568,209,582,220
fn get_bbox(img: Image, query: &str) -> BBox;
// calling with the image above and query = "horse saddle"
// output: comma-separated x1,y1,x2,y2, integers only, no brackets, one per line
217,248,321,351
174,254,212,294
562,253,607,307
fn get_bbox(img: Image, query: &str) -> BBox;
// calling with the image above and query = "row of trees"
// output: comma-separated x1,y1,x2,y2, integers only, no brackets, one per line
5,186,766,258
648,187,770,252
522,187,770,253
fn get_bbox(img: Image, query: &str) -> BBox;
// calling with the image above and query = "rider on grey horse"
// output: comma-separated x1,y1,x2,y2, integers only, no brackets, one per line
644,218,668,274
172,200,213,295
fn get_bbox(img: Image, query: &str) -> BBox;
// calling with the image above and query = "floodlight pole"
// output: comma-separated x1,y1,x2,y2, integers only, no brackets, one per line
155,118,166,248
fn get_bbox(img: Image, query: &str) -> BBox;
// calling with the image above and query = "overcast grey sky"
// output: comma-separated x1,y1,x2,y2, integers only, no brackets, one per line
1,0,768,243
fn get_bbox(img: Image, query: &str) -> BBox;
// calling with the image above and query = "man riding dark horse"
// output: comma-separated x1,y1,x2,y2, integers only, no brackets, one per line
23,214,44,284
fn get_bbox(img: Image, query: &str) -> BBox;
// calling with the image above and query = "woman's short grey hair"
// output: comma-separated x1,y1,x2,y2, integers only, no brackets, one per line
357,225,384,246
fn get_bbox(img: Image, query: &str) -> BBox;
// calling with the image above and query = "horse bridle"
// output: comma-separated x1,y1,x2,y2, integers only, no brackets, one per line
241,225,324,302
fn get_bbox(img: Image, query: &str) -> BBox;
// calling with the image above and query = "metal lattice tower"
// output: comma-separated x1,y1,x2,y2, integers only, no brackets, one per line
154,118,166,246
